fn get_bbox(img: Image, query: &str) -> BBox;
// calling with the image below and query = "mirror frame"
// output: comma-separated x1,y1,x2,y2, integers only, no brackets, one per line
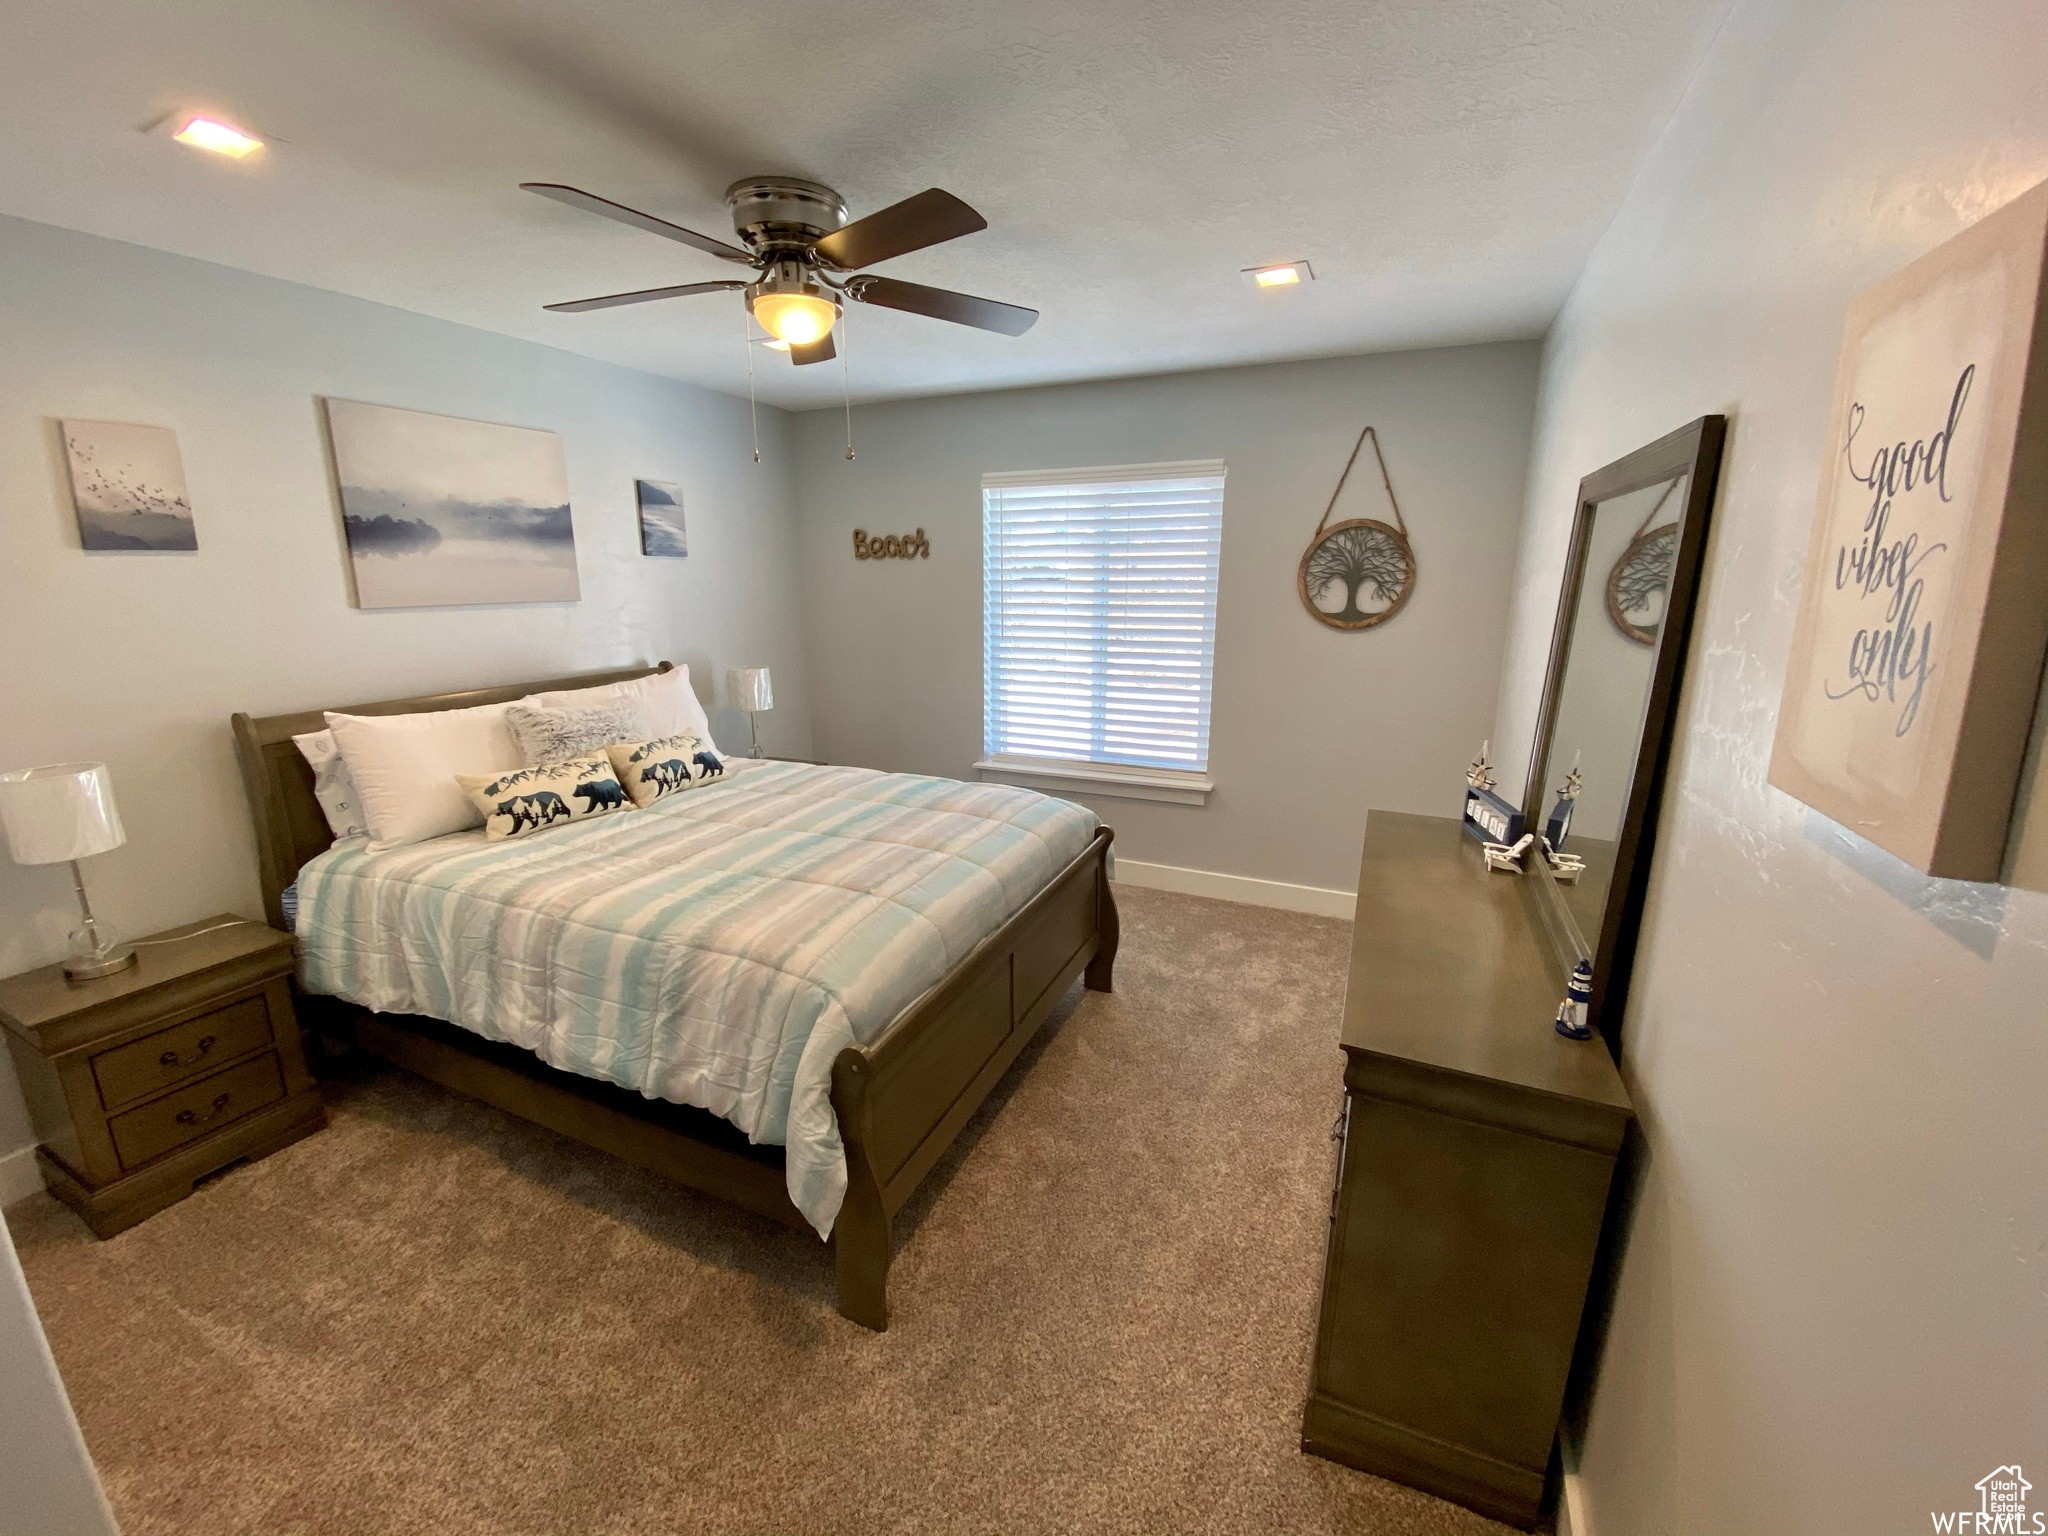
1522,414,1727,1057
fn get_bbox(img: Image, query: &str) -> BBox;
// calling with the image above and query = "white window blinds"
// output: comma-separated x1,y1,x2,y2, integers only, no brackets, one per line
982,461,1225,774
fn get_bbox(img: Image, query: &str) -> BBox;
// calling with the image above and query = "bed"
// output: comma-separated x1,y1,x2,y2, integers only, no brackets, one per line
231,663,1117,1329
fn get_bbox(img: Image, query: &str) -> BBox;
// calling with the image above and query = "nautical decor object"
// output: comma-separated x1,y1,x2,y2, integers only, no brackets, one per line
1769,176,2048,881
1462,740,1526,847
1484,832,1535,874
1468,742,1495,793
1543,757,1583,849
1555,959,1595,1039
1542,838,1586,883
1604,480,1681,645
853,528,929,560
1298,424,1416,630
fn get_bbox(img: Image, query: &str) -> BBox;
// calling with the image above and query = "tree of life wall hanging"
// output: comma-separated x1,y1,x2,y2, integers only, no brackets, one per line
1297,423,1417,630
1605,478,1681,646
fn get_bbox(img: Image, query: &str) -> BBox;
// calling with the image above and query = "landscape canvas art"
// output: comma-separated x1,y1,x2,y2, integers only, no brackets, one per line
323,398,579,608
61,419,197,550
636,479,687,557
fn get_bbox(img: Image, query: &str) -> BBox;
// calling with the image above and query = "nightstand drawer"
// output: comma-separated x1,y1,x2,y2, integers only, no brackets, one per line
108,1052,285,1170
93,994,274,1110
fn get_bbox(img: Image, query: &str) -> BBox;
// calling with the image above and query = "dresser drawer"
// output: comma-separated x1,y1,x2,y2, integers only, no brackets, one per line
92,994,274,1111
108,1052,285,1170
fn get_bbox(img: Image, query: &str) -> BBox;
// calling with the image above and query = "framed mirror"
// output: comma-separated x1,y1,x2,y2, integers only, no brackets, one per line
1522,416,1727,1055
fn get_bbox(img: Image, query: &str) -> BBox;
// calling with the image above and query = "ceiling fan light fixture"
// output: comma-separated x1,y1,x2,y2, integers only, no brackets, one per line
750,286,839,346
526,178,1037,340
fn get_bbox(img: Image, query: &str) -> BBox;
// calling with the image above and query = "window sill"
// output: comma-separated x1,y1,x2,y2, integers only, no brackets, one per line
974,756,1213,806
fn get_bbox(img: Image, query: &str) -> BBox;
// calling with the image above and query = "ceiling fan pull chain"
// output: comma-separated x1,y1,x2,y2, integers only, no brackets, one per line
841,311,855,462
740,292,761,464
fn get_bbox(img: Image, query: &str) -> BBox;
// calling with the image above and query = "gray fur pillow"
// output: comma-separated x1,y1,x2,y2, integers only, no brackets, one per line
505,702,645,767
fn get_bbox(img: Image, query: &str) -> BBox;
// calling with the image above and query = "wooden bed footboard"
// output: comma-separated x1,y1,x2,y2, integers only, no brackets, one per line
314,827,1115,1332
831,828,1116,1328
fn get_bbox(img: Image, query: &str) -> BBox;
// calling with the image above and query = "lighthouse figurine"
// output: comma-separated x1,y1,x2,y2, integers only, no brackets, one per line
1544,753,1583,849
1555,959,1595,1040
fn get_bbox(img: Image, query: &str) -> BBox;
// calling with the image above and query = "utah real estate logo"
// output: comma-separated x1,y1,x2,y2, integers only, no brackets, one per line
1934,1466,2042,1534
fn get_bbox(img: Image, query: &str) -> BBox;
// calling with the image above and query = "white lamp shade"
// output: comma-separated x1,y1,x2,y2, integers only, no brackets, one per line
728,667,774,714
0,763,127,865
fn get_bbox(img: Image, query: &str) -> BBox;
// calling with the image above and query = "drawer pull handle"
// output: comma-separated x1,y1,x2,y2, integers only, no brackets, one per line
175,1093,232,1127
160,1035,217,1068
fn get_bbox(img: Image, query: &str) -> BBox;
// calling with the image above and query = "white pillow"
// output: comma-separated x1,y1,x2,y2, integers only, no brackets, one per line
324,701,521,849
292,729,369,840
528,666,716,750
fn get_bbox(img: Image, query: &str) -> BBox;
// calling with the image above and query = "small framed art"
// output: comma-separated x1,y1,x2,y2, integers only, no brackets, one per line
636,480,687,557
61,419,197,550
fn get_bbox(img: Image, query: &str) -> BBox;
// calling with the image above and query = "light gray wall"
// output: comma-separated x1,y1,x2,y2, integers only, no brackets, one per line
1491,0,2048,1530
0,214,810,1166
793,345,1540,892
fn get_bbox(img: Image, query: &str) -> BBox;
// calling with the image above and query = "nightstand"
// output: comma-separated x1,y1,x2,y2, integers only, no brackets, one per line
0,916,326,1236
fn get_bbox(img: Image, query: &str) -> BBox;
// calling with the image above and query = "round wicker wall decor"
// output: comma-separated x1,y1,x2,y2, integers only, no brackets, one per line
1298,425,1417,631
1604,480,1683,646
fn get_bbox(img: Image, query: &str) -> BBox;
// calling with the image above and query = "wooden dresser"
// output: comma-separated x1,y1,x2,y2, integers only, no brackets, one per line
1301,811,1633,1528
0,917,326,1235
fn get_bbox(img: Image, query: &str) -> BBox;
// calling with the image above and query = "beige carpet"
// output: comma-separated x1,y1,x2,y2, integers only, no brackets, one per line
10,886,1510,1536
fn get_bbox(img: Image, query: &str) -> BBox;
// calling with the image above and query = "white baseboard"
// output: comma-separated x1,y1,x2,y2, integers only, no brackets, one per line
1557,1428,1591,1536
0,1142,42,1208
1111,859,1355,918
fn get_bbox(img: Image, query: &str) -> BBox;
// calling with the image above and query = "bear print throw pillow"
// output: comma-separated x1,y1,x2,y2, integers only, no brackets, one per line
604,731,728,808
454,752,632,840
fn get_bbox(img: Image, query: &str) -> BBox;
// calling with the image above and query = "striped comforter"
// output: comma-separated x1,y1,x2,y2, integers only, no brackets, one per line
294,760,1098,1236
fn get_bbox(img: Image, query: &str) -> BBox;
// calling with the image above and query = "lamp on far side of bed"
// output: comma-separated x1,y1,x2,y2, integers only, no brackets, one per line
727,667,773,759
0,762,138,981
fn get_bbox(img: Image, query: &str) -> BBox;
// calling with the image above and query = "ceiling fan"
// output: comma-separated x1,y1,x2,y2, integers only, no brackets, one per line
523,177,1038,365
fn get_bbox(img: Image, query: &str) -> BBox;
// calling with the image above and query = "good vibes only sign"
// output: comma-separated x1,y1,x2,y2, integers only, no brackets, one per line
1770,178,2048,880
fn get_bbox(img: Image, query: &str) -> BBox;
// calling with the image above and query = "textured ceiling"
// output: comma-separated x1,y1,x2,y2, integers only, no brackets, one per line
0,0,1728,406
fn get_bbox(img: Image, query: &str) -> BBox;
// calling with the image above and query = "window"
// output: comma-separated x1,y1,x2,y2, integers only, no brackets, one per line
979,460,1225,803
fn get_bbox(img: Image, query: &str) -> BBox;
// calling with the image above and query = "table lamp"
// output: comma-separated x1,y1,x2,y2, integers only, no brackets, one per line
728,667,773,758
0,762,137,980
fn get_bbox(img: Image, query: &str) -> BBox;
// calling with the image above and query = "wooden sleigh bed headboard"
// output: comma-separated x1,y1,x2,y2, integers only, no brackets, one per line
230,662,672,930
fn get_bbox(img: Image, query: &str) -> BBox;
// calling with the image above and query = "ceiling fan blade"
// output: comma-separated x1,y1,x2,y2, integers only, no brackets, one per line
522,183,755,265
812,189,987,270
846,275,1037,336
543,281,745,313
790,332,837,366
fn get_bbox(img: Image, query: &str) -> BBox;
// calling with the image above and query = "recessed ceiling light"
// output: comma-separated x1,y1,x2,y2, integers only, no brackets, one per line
1243,261,1313,291
170,115,263,159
